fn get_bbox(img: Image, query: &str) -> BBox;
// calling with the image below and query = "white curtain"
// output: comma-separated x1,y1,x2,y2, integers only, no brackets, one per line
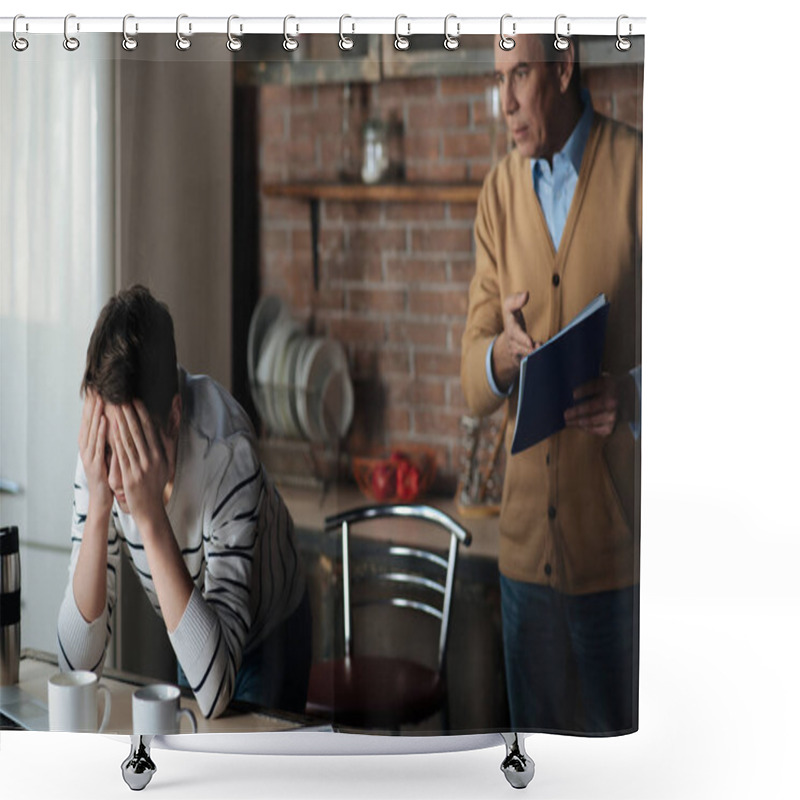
0,35,116,653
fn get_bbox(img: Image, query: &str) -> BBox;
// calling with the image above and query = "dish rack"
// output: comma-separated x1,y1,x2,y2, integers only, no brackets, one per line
248,296,354,488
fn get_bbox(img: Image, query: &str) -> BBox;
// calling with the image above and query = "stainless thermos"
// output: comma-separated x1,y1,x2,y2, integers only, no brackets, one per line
0,526,21,685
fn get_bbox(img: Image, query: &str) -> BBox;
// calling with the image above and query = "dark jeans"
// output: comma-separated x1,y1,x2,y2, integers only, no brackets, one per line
500,575,639,735
179,590,312,715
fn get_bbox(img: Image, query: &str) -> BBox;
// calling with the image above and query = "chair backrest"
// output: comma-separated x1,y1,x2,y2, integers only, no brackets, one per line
324,503,472,673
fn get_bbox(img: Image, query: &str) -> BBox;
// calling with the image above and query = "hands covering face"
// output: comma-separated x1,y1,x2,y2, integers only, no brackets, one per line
108,400,173,525
80,390,175,523
78,390,113,511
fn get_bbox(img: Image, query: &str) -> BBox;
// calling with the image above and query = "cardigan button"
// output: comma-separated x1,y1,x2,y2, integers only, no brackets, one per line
544,563,552,576
552,274,560,287
548,505,557,520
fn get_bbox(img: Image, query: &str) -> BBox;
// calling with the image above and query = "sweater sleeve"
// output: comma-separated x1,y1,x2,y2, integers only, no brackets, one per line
168,437,264,719
461,176,511,418
56,456,119,675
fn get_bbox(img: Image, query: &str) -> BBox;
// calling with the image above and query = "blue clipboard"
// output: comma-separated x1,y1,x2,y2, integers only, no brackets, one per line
510,294,610,454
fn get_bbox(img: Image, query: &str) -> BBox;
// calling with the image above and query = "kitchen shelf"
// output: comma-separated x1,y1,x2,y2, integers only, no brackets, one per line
262,182,482,290
262,182,482,204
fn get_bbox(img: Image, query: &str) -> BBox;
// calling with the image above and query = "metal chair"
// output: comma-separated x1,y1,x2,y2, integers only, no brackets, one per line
305,503,472,730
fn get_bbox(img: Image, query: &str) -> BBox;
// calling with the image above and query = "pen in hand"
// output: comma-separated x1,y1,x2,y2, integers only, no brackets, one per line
500,291,535,381
513,308,536,364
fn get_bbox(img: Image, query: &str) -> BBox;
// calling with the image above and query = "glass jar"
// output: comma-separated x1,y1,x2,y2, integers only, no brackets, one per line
361,118,389,185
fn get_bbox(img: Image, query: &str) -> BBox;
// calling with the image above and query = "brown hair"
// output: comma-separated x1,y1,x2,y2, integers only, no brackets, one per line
81,285,178,426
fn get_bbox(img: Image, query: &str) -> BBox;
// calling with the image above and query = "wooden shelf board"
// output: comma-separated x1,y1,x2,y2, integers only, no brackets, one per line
262,182,481,204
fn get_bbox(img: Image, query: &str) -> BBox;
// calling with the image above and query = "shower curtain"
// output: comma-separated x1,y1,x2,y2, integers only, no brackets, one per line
1,22,643,739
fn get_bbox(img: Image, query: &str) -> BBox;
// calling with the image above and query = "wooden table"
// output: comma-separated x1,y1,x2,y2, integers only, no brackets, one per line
2,650,309,735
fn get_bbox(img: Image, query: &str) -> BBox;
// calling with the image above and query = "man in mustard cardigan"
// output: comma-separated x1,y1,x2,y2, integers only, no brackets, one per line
461,35,641,734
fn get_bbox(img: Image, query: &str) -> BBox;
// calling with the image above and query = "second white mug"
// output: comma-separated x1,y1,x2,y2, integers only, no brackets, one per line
132,683,197,735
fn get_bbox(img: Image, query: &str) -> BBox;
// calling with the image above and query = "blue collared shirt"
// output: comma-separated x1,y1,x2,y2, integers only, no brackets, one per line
532,90,594,249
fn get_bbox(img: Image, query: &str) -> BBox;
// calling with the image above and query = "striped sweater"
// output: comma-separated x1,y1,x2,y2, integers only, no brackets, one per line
57,368,306,718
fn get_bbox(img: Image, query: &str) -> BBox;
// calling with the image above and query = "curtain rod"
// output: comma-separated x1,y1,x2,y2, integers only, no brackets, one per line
0,16,646,37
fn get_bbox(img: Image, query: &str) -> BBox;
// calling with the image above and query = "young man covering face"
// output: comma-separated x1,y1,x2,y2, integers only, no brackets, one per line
58,285,311,719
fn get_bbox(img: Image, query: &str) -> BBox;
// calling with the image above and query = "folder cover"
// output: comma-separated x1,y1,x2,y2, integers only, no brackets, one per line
511,294,610,454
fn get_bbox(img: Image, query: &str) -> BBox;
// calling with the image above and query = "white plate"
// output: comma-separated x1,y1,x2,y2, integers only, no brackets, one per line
295,337,324,442
304,339,353,444
277,330,303,439
317,366,354,442
247,296,285,429
256,335,280,435
247,295,284,385
289,337,311,440
259,319,300,437
318,341,353,441
283,333,306,439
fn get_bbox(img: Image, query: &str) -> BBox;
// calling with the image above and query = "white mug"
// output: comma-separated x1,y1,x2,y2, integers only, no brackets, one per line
48,670,112,732
132,683,197,735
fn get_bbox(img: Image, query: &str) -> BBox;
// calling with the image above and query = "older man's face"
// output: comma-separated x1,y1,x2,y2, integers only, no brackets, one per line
493,36,566,161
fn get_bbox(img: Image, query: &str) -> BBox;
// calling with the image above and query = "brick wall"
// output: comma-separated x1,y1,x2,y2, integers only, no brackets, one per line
257,63,642,490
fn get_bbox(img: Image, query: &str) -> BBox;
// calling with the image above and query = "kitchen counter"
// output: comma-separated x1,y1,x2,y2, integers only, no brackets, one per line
277,483,500,561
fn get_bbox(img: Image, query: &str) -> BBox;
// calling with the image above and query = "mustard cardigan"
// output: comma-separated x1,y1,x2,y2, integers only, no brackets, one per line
461,114,642,594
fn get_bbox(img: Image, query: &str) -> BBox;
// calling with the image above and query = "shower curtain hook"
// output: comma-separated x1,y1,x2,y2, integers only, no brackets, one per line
176,14,191,51
444,14,460,51
499,14,516,51
554,14,570,51
122,15,138,51
339,15,355,51
283,15,299,51
12,15,29,52
227,15,243,51
394,15,410,51
63,14,80,51
616,15,632,51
